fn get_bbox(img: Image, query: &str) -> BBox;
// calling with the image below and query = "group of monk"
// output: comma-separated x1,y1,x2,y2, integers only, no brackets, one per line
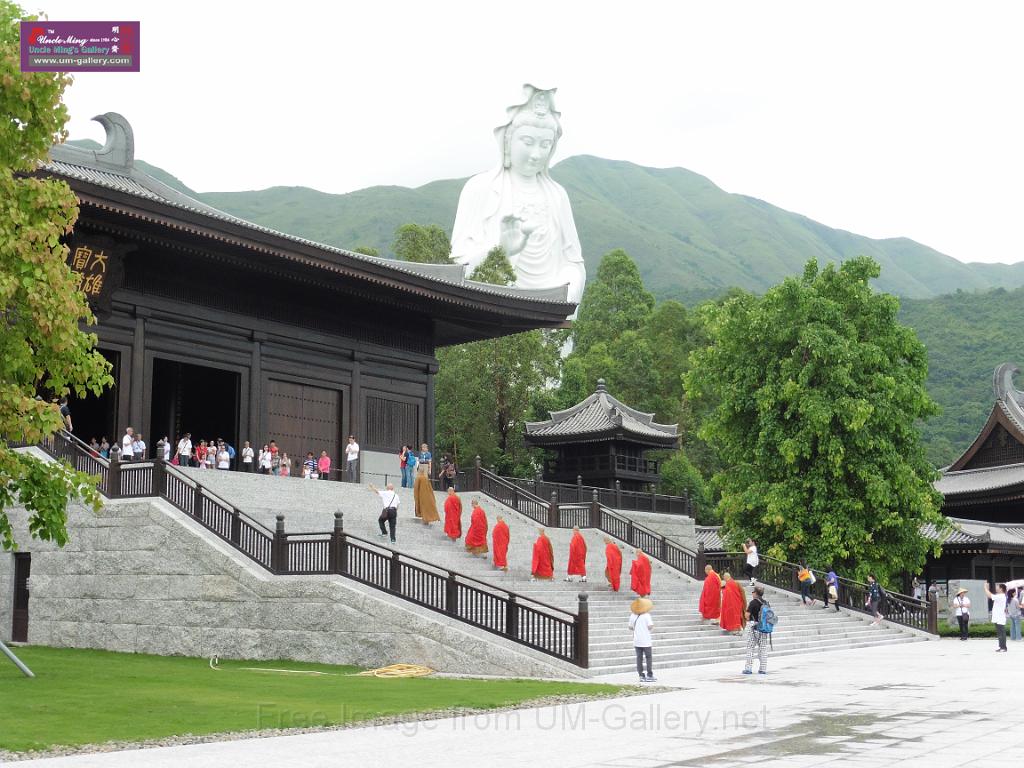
698,563,747,634
434,489,654,595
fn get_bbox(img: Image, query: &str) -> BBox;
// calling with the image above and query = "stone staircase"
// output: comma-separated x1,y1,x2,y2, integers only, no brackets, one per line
178,470,927,674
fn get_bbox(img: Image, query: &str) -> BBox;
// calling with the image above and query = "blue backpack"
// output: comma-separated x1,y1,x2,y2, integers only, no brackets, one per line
757,601,777,634
406,452,417,469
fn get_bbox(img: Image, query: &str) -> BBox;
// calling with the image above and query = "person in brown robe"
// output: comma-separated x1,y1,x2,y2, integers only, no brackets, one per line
413,465,439,524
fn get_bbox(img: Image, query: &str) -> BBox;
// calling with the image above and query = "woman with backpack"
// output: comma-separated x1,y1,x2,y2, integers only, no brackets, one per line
743,586,771,675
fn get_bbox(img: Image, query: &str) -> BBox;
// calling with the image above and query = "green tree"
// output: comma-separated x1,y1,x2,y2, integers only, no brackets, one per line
686,257,946,583
392,223,451,264
1,0,113,550
571,249,654,356
351,245,379,257
435,248,561,474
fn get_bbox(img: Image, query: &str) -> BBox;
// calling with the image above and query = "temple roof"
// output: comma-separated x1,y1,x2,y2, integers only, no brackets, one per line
525,379,678,447
935,462,1024,498
38,113,576,343
947,363,1024,473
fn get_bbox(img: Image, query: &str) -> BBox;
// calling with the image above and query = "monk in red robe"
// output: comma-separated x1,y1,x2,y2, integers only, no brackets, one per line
565,527,587,582
604,537,622,591
531,528,554,580
630,549,652,597
443,488,462,541
699,564,722,622
492,515,510,570
464,499,488,556
719,572,746,634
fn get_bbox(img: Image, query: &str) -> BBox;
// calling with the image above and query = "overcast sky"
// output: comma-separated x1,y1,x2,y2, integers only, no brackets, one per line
38,0,1024,265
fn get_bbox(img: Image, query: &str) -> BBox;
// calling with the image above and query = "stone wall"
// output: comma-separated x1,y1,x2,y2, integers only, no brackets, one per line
3,497,580,678
0,551,12,643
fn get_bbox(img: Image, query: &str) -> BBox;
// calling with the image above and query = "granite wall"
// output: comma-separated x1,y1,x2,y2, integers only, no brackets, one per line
3,497,580,678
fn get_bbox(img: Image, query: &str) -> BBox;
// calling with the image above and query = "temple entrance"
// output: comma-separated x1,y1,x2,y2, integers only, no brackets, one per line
12,553,30,643
66,348,119,446
150,359,240,452
265,379,342,474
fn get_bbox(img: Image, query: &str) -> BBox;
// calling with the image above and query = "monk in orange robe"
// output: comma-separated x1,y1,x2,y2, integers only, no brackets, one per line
630,549,652,597
699,564,722,621
531,528,554,580
492,515,510,570
604,537,622,591
443,488,462,541
565,527,587,582
464,498,489,555
719,572,746,634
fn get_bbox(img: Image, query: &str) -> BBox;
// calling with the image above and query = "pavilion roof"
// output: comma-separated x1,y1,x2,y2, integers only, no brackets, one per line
525,379,678,447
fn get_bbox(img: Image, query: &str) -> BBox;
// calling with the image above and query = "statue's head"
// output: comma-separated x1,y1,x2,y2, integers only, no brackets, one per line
495,84,562,175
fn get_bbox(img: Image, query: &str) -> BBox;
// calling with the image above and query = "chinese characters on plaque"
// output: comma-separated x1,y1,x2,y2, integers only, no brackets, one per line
64,234,130,317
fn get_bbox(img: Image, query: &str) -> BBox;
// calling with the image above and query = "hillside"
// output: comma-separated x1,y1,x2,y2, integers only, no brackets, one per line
66,139,1023,304
899,286,1024,467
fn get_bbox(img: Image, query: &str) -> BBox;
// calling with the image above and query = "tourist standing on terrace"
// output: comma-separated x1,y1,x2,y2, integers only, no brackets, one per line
345,436,360,481
318,450,331,481
952,587,971,641
241,441,254,472
399,445,413,487
984,582,1008,652
629,597,655,683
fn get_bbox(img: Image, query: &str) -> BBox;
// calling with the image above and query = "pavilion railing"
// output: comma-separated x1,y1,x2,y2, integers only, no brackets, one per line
500,472,692,516
472,460,935,635
23,431,588,667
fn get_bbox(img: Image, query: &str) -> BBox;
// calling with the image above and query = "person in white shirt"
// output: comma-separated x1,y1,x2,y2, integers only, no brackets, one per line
984,582,1008,652
132,435,146,461
121,427,135,462
216,445,230,470
241,441,255,472
629,597,655,683
345,436,360,482
160,437,171,462
176,433,192,467
951,587,971,641
743,539,759,586
369,482,400,542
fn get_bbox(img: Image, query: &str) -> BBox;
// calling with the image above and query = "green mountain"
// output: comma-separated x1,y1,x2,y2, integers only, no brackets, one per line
66,141,1023,302
899,286,1024,467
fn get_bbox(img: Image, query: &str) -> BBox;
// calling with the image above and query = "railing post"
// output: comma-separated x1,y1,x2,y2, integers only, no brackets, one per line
535,471,542,496
272,515,286,573
152,458,166,497
511,485,518,511
107,458,122,499
193,483,204,519
626,519,634,546
651,490,657,512
696,542,706,575
329,512,344,573
589,489,600,529
389,550,402,593
927,592,938,635
446,571,458,616
548,491,559,528
615,480,622,510
506,594,518,638
659,534,667,563
575,593,589,668
577,475,583,503
230,508,241,545
473,455,482,492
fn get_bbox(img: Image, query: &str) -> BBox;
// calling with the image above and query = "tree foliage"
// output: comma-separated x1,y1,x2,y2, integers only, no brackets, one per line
351,245,379,257
435,248,561,475
392,223,451,264
0,0,113,550
686,257,946,583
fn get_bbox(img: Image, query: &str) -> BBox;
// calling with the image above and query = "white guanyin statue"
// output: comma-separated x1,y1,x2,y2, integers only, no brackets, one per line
451,85,586,304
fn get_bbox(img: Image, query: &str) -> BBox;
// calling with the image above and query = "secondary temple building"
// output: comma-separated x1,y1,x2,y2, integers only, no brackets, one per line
525,379,678,491
42,113,575,480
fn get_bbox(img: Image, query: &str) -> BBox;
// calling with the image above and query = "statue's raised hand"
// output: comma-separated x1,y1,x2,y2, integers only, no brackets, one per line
499,214,528,256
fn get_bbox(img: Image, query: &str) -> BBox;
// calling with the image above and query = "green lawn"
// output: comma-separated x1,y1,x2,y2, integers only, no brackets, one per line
0,647,621,753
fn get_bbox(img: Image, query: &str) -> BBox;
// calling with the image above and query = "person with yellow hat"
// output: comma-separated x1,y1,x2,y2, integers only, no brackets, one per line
629,597,655,683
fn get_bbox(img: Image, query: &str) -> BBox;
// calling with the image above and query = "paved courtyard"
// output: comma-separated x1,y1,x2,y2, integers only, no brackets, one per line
17,637,1016,767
